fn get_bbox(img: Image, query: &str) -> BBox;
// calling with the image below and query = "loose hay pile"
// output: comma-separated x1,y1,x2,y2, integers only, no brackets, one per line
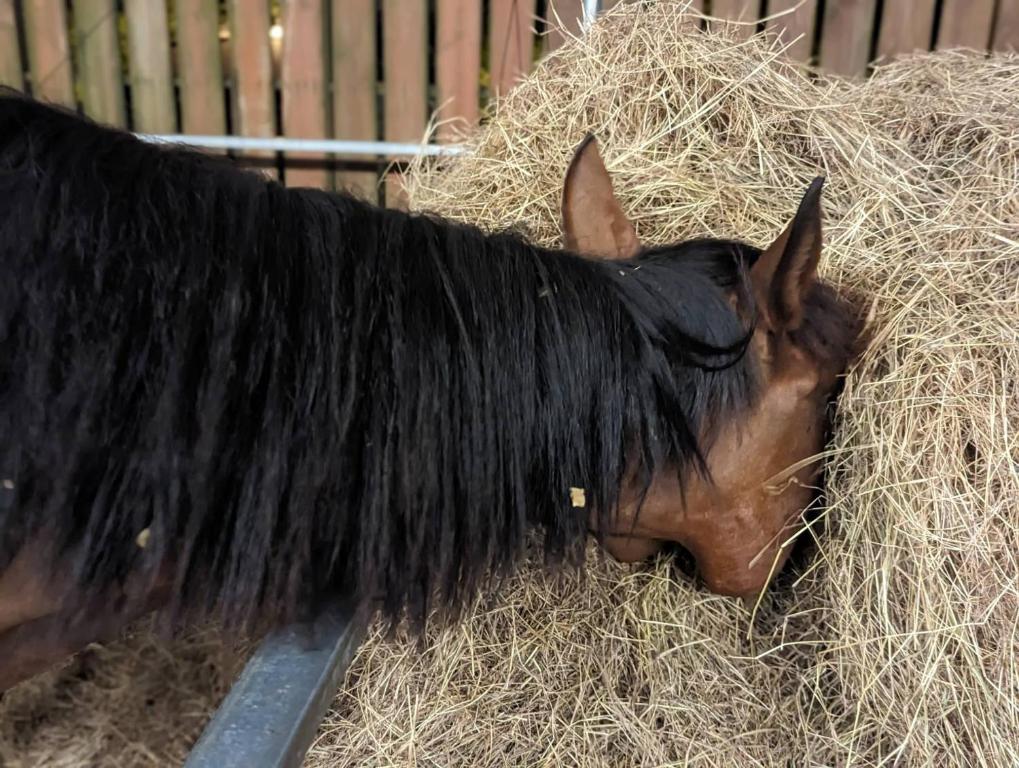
0,623,245,767
310,6,1019,767
2,5,1016,766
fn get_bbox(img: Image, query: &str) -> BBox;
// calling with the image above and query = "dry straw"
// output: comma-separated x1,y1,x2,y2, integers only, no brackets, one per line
0,623,245,767
2,3,1016,766
313,5,1018,765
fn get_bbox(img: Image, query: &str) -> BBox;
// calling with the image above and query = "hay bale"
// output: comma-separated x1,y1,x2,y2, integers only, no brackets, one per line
308,5,1019,766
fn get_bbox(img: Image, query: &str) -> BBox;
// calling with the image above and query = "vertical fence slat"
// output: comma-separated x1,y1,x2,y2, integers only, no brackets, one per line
936,0,995,49
819,0,877,76
712,0,758,39
383,0,427,207
74,0,126,125
332,0,377,197
545,0,584,51
229,0,276,176
22,0,75,105
0,0,23,89
489,0,533,97
281,0,330,188
994,0,1019,51
177,0,226,135
435,0,481,140
125,1,176,132
875,0,935,61
766,0,817,62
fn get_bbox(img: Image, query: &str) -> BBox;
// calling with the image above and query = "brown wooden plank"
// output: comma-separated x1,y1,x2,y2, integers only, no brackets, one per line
332,0,378,198
936,0,995,50
489,0,533,97
993,0,1019,51
228,0,276,177
874,0,935,61
176,0,227,135
435,0,481,141
766,0,817,62
0,0,24,90
125,0,176,132
383,0,427,208
22,0,75,105
74,0,127,126
545,0,584,51
819,0,877,76
712,0,758,39
281,0,330,188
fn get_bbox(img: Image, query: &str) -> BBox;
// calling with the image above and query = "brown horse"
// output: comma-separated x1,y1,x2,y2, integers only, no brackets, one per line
562,136,859,596
0,96,860,691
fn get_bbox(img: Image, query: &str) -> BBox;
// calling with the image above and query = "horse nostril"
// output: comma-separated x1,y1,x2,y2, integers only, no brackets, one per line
662,541,697,579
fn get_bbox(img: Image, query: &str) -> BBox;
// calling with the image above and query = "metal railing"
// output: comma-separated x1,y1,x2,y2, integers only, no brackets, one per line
138,134,466,158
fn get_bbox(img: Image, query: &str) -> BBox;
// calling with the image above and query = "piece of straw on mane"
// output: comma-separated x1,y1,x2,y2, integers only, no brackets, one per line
1,4,1016,766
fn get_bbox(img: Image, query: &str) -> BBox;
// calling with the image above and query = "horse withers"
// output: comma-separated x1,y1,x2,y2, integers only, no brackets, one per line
561,136,861,595
0,95,860,690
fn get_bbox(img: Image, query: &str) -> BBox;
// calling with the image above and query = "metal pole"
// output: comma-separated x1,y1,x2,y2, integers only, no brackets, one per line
184,607,362,768
137,134,465,158
582,0,601,30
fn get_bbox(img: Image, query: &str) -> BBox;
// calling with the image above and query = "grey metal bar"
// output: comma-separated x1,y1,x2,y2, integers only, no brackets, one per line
137,133,465,158
184,606,363,768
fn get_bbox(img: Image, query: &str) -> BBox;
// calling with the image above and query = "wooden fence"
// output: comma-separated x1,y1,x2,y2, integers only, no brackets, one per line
1,0,1016,202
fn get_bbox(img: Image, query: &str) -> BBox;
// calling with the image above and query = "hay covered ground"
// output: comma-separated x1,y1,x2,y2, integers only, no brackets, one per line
0,623,245,767
3,4,1017,765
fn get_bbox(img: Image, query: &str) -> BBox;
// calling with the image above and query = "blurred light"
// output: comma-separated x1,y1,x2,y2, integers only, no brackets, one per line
269,24,284,40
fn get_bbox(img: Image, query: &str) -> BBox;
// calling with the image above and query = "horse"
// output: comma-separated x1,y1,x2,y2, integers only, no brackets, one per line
0,93,861,690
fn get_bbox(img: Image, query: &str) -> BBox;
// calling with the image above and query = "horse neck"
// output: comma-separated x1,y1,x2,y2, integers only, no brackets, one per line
0,96,723,633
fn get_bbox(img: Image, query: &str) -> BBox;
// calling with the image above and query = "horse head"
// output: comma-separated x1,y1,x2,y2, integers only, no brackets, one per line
562,135,861,598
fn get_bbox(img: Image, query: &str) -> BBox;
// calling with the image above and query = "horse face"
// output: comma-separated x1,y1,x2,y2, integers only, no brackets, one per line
562,136,855,599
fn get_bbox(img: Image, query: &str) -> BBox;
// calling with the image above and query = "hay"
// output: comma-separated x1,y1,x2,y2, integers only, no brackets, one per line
310,5,1018,766
0,624,245,767
2,5,1016,765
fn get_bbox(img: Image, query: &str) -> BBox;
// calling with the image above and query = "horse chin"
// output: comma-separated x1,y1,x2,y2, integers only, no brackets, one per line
600,535,664,563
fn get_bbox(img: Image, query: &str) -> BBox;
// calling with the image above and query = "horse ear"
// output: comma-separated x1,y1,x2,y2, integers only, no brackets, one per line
751,177,824,331
562,134,640,261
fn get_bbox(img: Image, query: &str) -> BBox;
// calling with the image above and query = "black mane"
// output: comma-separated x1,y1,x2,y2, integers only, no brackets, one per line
0,94,760,632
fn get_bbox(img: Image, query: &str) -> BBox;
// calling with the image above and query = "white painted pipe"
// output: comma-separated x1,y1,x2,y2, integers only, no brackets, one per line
136,134,466,158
